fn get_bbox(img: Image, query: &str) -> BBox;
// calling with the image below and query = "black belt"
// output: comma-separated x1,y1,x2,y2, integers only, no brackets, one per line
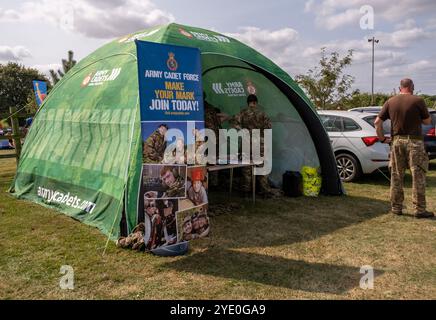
393,135,423,141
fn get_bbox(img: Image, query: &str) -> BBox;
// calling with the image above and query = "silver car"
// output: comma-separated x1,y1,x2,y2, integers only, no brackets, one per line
318,110,390,182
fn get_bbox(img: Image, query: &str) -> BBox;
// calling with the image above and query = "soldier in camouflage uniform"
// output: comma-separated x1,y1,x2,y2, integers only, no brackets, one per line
376,78,434,218
230,94,279,197
204,95,224,186
143,124,168,163
160,166,186,198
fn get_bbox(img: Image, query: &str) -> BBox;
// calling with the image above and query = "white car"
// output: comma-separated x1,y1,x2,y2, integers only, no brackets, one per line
318,110,390,182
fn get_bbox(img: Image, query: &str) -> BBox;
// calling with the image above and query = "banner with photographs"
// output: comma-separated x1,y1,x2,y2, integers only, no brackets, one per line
136,41,209,252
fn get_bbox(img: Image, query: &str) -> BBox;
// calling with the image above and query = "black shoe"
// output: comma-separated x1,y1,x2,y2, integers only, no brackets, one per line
390,210,403,216
414,211,435,219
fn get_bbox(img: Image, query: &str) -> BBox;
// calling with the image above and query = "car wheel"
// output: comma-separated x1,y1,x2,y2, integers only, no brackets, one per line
336,153,361,182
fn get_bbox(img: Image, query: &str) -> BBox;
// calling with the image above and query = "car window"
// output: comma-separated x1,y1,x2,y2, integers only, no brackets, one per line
320,115,342,132
342,117,361,131
431,112,436,125
363,116,376,127
363,116,391,134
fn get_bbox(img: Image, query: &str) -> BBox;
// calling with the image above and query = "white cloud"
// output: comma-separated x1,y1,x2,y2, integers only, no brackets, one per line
227,27,299,51
0,0,175,39
305,0,436,30
0,8,19,20
226,27,302,72
224,24,435,93
32,63,63,78
426,18,436,30
0,46,31,61
374,28,433,48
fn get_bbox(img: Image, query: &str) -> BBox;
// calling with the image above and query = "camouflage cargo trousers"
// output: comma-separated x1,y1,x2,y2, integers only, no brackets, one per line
241,166,271,193
390,137,429,214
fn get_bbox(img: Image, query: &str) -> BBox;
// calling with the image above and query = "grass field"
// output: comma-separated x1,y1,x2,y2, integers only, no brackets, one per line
0,150,435,299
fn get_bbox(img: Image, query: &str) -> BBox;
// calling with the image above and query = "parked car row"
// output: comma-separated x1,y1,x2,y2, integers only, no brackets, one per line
349,106,436,160
318,107,435,182
318,111,390,182
0,128,14,150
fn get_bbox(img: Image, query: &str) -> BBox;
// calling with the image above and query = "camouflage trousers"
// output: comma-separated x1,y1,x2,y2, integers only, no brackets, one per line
390,138,429,214
241,166,271,194
208,171,219,187
117,223,145,251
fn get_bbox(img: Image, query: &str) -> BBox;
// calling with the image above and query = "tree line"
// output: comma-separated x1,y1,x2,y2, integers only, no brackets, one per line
0,50,76,117
295,47,436,110
0,48,435,121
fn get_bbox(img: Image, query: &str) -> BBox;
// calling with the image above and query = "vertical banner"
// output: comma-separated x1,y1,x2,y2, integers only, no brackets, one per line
136,40,209,253
136,40,204,122
32,80,47,107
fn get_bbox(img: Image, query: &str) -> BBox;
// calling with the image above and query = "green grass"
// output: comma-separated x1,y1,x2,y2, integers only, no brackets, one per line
0,150,435,299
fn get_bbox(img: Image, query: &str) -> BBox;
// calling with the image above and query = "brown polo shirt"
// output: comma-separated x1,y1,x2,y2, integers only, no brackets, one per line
378,94,430,136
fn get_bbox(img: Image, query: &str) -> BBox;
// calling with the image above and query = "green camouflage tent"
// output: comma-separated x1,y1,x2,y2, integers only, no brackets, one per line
10,23,342,240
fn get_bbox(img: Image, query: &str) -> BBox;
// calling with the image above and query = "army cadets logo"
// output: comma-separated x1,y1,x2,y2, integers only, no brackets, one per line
167,52,178,71
179,28,193,38
81,68,122,87
81,72,94,87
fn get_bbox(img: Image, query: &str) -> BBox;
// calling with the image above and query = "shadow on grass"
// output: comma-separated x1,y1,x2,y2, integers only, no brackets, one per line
162,192,388,294
206,193,389,249
162,248,382,294
352,169,391,186
352,162,436,187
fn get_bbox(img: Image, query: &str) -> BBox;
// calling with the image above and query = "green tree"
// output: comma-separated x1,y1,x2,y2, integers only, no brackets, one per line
296,48,354,110
49,50,77,84
341,90,390,110
0,62,50,115
419,94,436,110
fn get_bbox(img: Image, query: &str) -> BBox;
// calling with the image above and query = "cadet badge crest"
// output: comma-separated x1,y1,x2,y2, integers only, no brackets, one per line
167,52,178,71
247,81,257,95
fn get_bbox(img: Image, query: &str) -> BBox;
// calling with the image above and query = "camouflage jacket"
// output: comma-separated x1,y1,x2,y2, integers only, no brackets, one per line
230,106,272,131
143,130,166,163
164,176,186,198
205,102,222,136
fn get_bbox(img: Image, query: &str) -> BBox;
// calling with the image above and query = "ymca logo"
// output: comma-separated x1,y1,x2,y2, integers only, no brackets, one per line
82,68,122,87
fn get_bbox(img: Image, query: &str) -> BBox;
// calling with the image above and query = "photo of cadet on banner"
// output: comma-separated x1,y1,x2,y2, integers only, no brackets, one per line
143,198,178,250
143,164,187,199
176,204,210,242
179,166,208,211
142,121,205,165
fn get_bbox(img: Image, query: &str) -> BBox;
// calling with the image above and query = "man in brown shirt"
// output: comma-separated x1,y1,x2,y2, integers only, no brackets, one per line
375,78,433,218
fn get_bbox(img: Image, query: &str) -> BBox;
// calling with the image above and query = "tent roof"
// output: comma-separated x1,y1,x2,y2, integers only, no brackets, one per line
63,23,313,110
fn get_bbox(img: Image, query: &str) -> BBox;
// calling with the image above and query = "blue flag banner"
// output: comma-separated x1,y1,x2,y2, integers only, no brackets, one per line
135,40,204,122
32,80,47,107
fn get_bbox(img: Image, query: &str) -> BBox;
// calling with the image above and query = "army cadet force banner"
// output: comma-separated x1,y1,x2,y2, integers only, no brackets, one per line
135,40,209,253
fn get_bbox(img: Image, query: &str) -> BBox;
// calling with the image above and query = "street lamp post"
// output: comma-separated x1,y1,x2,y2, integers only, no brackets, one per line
368,37,379,105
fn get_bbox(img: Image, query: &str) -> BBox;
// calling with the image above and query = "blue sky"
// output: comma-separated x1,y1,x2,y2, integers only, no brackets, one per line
1,0,435,94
